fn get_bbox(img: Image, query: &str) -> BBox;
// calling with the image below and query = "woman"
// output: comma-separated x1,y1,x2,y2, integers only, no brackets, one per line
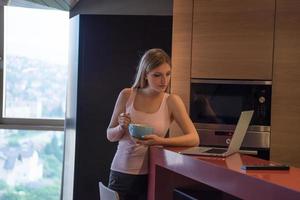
106,48,199,200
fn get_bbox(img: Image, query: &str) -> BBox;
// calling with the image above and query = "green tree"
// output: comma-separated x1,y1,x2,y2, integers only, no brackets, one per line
0,184,60,200
0,179,7,190
8,140,20,147
0,190,19,200
42,155,62,179
44,135,63,162
15,184,60,200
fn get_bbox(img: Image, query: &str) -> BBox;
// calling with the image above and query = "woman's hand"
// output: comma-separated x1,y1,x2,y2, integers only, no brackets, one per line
118,112,131,131
136,134,165,146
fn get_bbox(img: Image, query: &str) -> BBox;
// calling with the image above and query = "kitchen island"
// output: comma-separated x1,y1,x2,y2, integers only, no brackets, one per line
148,146,300,200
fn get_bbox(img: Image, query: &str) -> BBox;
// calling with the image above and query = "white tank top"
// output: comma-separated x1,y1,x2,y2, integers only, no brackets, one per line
110,89,171,174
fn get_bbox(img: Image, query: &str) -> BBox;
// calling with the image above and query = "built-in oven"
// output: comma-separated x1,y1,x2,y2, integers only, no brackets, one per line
190,79,271,160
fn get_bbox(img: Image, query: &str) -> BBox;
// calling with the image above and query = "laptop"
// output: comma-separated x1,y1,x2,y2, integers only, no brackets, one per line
179,110,254,157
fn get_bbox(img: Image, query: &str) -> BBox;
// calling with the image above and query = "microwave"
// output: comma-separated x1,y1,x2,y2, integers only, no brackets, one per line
190,79,271,157
190,79,271,129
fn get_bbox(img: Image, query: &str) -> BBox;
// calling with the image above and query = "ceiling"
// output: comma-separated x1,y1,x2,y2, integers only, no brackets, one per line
6,0,80,10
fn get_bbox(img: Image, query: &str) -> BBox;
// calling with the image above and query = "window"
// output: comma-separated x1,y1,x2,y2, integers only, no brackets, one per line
0,5,69,200
0,129,64,200
3,6,68,119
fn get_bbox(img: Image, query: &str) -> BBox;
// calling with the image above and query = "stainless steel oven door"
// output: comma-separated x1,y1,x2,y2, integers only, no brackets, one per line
194,123,270,149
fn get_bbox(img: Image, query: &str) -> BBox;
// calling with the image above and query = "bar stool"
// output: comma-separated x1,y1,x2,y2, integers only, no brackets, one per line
99,182,120,200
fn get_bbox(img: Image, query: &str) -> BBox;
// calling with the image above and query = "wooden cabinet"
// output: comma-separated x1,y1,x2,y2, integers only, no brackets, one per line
170,0,275,135
271,0,300,167
171,0,275,112
171,0,300,167
191,0,275,80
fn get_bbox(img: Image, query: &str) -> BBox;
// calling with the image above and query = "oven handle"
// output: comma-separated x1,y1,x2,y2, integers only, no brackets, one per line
191,78,272,85
239,150,258,155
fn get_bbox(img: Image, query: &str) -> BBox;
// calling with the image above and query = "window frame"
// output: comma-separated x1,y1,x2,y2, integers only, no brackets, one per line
0,6,64,131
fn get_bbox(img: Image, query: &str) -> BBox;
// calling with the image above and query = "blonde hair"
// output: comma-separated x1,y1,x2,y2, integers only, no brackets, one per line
132,48,171,89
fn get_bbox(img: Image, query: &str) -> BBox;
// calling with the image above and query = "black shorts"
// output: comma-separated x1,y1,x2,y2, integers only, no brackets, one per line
108,170,148,200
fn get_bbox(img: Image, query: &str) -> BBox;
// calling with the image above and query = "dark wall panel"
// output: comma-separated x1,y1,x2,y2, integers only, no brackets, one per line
67,15,172,200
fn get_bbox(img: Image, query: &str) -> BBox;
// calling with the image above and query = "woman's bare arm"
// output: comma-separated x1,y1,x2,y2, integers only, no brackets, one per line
106,88,131,142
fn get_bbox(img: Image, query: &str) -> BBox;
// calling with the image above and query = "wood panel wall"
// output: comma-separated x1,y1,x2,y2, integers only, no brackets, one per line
191,0,274,80
170,0,193,136
271,0,300,167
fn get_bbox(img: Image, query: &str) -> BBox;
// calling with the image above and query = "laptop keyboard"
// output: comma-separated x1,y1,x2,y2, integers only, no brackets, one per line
205,148,227,154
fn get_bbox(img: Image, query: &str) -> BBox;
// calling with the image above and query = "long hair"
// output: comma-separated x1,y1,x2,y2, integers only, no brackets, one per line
132,48,171,90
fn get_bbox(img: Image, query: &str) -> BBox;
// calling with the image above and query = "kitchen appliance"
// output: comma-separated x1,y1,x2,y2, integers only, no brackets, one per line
190,79,271,159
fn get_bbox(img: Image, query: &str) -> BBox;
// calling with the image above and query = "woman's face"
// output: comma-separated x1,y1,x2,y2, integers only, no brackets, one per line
145,63,171,93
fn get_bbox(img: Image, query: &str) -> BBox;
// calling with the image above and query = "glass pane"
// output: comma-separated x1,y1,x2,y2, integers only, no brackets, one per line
3,6,69,119
0,129,64,200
